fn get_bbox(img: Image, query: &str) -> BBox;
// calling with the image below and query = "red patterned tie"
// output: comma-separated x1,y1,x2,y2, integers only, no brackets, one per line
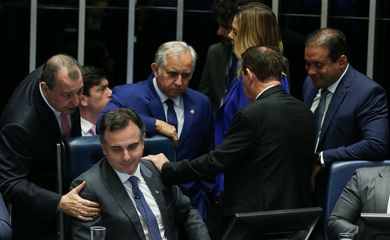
60,112,71,137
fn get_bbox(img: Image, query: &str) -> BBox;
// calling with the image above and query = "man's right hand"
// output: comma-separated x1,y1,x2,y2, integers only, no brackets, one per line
58,181,100,221
155,119,179,144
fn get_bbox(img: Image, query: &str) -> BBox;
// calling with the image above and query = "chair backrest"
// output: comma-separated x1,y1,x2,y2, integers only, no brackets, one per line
324,160,390,228
57,134,175,193
56,134,175,240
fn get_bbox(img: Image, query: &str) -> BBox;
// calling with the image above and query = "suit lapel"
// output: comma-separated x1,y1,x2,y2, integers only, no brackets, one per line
102,160,146,239
319,69,352,146
140,162,174,239
178,92,195,145
145,75,166,120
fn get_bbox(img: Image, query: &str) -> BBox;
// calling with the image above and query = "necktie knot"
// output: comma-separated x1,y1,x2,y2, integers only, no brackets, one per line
90,125,97,136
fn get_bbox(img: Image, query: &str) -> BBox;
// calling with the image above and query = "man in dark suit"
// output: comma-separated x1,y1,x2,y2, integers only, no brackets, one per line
0,54,100,240
327,166,390,240
302,28,389,205
70,108,209,240
148,46,315,239
198,0,237,113
98,41,214,219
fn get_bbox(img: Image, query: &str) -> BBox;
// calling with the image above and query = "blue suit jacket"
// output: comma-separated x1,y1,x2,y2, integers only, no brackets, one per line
98,74,214,218
303,65,389,165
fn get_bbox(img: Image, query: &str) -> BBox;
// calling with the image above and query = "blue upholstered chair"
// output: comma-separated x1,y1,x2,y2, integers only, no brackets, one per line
56,134,175,240
324,160,390,239
57,134,175,194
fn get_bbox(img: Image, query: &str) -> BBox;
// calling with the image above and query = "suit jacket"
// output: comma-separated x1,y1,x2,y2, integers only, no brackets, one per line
162,85,315,234
327,166,390,240
70,159,209,240
0,66,81,240
98,74,214,218
303,65,389,164
0,193,11,240
198,42,232,113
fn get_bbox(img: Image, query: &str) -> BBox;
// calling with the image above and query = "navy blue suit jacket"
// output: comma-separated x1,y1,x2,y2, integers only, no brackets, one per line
98,74,214,218
303,65,389,165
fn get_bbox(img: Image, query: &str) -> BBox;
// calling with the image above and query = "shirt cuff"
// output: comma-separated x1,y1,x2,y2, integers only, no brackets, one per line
319,151,325,166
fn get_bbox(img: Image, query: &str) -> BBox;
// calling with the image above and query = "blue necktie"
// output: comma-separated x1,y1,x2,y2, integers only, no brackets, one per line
314,88,330,140
165,99,178,130
128,176,162,240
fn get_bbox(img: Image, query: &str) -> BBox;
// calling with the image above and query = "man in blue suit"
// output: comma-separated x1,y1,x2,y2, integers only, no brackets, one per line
303,28,389,238
98,41,214,219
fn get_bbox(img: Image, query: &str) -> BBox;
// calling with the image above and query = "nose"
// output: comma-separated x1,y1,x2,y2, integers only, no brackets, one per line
174,75,183,87
306,65,316,76
123,149,131,160
107,88,112,97
70,94,80,106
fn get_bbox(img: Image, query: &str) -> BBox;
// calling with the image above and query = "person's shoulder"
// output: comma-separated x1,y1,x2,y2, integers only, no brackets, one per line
185,88,211,103
355,165,389,179
207,42,229,53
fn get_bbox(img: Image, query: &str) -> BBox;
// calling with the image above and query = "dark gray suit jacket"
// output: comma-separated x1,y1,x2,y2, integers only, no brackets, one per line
198,42,232,113
327,166,390,240
70,159,209,240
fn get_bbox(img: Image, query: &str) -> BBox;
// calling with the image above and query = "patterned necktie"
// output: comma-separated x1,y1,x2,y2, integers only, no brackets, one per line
128,176,162,240
60,112,71,137
165,99,178,130
314,88,330,140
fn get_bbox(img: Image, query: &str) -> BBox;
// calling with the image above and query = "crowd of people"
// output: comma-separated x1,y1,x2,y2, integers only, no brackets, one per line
0,1,388,240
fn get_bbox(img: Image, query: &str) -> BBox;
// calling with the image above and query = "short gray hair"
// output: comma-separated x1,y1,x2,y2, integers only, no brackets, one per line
154,41,197,73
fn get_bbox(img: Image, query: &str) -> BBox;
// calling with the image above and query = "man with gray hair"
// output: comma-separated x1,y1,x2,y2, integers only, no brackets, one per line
98,41,214,219
0,54,100,240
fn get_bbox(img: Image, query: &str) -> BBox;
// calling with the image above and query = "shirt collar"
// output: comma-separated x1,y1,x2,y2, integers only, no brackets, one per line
80,117,95,134
152,77,181,106
255,84,279,100
114,163,142,184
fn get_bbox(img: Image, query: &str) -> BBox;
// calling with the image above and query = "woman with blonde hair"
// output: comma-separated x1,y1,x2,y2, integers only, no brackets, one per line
213,1,290,203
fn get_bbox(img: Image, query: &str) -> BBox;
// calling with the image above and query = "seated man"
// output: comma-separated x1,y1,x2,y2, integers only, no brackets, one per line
98,41,214,219
70,108,209,240
327,166,390,240
80,66,112,136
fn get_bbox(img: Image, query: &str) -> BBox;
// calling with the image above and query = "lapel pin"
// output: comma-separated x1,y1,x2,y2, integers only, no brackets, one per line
190,109,195,115
155,190,160,195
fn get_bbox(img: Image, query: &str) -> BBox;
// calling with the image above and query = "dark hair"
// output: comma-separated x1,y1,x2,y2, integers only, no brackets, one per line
305,28,349,62
99,108,145,144
81,66,107,96
41,54,82,89
241,45,284,81
213,0,237,28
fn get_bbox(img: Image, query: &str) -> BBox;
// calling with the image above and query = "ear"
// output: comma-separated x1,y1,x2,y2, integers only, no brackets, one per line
246,68,255,84
151,63,158,76
79,95,88,107
337,55,348,68
40,82,49,97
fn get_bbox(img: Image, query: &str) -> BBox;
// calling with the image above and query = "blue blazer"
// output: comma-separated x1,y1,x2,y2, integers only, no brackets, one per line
98,74,214,218
303,65,389,165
